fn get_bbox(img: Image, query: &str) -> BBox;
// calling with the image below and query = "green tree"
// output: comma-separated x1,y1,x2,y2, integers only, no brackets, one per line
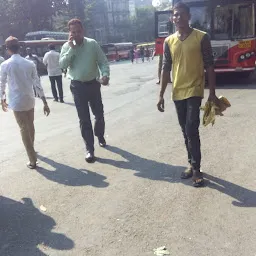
0,0,67,40
53,0,97,32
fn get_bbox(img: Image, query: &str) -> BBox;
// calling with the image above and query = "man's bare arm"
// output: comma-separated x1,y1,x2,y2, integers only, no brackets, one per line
201,34,219,103
157,41,172,112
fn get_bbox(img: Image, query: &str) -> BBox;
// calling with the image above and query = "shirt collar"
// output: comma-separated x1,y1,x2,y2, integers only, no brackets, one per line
77,37,86,47
11,54,21,59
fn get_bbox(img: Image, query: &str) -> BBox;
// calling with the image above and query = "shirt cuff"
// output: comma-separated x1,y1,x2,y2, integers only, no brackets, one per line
102,72,109,77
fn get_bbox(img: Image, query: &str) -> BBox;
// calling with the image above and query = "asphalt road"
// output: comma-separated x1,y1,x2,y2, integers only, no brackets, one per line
0,60,255,256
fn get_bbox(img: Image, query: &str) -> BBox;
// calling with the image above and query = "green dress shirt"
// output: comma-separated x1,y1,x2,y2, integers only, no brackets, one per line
59,37,110,82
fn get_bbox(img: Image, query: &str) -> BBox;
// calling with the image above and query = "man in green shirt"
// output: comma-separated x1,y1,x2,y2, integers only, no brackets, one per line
60,19,110,163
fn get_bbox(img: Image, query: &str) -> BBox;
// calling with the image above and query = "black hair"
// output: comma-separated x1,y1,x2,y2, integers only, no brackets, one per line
173,2,190,14
68,18,83,29
49,44,55,50
7,44,20,54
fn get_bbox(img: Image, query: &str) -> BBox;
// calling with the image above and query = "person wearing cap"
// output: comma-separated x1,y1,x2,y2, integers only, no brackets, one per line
43,44,64,102
60,18,110,163
0,36,50,169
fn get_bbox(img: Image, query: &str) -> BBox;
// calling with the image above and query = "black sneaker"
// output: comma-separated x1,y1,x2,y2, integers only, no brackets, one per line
60,99,64,103
98,137,106,147
53,98,58,102
85,152,95,163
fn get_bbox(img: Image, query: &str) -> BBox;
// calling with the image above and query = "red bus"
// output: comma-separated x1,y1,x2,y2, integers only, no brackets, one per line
101,44,118,62
155,0,256,77
101,42,133,62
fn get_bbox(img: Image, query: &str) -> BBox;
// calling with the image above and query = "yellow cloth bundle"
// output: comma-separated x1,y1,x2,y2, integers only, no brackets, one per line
201,96,231,126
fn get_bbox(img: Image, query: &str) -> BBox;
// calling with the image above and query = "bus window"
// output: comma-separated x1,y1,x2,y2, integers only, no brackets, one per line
190,6,211,33
235,4,254,38
213,4,254,40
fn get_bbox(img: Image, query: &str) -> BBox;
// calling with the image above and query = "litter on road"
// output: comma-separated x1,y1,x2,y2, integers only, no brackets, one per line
153,246,170,255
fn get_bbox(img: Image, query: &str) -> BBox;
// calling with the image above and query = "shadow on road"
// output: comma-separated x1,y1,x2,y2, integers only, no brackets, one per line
37,155,109,188
0,196,74,256
204,174,256,208
97,145,186,183
98,146,256,208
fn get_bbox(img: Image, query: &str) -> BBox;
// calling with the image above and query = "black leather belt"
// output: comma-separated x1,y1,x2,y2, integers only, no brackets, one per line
71,79,97,85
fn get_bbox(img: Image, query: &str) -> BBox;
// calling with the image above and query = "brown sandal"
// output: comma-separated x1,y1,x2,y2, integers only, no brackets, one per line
192,170,204,187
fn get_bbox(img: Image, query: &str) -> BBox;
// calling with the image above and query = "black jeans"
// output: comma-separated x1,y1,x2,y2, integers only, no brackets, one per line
49,75,63,101
70,80,105,154
174,97,202,171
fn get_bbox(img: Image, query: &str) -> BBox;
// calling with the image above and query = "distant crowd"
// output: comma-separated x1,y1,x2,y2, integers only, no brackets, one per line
129,45,154,64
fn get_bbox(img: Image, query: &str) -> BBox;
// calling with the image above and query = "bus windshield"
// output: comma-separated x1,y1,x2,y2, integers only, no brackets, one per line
190,6,211,33
213,3,255,40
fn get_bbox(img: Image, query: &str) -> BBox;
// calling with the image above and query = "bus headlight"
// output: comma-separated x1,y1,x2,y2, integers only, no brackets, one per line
238,52,254,62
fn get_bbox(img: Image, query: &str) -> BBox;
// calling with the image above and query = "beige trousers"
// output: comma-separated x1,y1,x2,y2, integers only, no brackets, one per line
14,108,37,164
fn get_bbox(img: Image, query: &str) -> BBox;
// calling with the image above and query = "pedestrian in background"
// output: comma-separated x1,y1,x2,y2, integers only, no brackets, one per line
129,46,135,64
145,47,150,62
25,47,42,76
26,47,44,98
135,47,139,63
43,44,64,103
0,36,50,169
60,19,110,163
140,46,145,63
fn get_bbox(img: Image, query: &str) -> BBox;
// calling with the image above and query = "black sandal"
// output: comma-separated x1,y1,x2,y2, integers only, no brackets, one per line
181,167,193,179
192,170,204,187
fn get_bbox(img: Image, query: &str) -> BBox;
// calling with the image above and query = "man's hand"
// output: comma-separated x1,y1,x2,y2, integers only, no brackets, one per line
208,93,221,107
157,96,165,112
68,35,75,48
1,99,8,112
101,76,109,86
44,104,50,116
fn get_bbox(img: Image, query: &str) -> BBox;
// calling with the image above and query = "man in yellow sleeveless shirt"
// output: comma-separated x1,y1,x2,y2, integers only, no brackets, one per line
157,2,220,187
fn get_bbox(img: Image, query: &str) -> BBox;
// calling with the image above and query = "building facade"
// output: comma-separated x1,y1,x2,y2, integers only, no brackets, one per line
105,0,131,41
88,0,154,43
